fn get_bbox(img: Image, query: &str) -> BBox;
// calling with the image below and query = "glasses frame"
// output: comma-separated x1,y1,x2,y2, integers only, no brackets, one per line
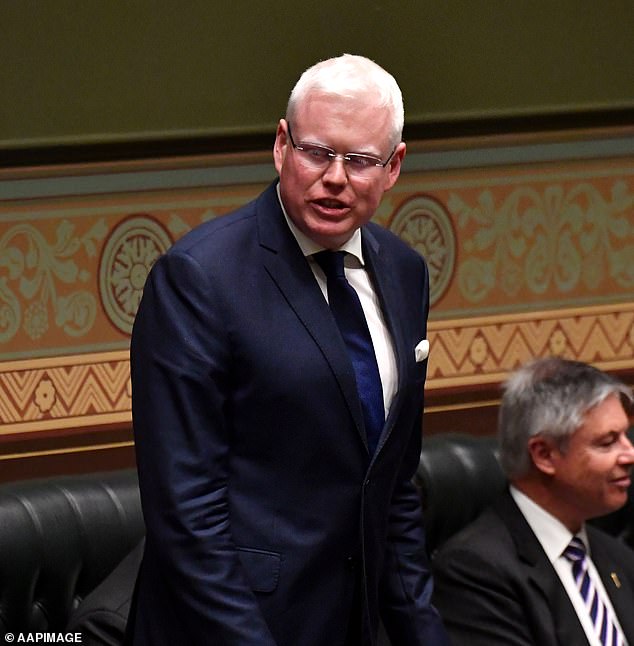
286,122,397,173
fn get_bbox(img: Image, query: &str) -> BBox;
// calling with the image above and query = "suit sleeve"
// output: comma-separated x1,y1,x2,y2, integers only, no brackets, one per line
432,545,538,646
130,250,277,643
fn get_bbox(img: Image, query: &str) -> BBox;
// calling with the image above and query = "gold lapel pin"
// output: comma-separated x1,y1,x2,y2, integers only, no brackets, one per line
611,572,621,588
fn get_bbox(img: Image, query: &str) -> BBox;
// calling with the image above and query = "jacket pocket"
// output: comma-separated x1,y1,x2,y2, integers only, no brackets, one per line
236,546,281,593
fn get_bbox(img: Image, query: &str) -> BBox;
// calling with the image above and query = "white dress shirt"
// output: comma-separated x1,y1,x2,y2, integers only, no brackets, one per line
277,187,398,418
510,486,628,646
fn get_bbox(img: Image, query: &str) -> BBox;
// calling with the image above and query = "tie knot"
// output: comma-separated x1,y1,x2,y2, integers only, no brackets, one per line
314,250,346,280
563,536,587,563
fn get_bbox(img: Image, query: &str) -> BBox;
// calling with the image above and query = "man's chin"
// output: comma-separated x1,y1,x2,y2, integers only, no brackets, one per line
306,222,356,249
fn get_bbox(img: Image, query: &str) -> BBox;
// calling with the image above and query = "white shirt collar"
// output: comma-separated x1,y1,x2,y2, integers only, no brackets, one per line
510,485,590,563
276,183,365,265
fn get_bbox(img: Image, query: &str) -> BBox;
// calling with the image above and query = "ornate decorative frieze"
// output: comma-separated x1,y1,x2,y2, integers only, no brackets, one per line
0,351,130,433
1,134,633,441
427,303,634,389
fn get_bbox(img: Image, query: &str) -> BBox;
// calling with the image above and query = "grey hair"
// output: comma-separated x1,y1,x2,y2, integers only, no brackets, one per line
498,357,633,479
285,54,404,149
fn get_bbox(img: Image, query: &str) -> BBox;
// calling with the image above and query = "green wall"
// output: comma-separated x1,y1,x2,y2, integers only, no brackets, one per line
2,1,633,152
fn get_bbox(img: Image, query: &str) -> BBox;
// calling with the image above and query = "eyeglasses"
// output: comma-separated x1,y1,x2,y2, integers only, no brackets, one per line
286,123,397,177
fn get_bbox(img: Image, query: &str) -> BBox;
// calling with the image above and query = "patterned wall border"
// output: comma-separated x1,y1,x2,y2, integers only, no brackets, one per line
1,300,631,438
0,350,130,435
427,301,634,389
1,127,633,453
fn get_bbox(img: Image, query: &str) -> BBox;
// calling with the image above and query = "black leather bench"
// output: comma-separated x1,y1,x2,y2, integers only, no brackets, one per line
0,469,143,633
1,434,632,634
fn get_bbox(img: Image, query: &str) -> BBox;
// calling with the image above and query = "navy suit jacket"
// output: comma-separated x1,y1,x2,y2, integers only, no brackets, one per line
128,182,448,646
432,489,634,645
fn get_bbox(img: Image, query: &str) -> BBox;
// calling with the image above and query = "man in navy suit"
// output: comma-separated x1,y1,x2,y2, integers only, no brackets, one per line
127,54,448,645
433,357,634,645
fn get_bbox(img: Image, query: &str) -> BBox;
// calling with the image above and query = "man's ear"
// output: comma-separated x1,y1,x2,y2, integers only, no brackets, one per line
383,141,406,191
273,119,288,175
527,435,558,475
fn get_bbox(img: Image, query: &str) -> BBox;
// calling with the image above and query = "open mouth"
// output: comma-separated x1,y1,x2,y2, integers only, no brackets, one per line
312,198,350,215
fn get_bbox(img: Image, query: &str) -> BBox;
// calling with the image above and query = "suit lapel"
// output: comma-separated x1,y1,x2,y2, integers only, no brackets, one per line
256,184,367,447
495,492,590,646
589,529,634,642
361,229,409,454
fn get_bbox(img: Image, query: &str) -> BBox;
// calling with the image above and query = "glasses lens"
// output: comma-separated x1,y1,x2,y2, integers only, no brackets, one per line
291,130,386,177
297,148,383,176
298,144,333,165
345,154,382,171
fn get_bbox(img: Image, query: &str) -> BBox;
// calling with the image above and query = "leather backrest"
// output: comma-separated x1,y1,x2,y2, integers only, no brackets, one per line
0,469,143,632
416,433,505,557
1,435,632,633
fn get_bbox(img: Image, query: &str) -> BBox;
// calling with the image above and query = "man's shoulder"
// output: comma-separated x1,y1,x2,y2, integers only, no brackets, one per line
168,182,278,259
588,524,634,568
431,503,524,601
171,198,258,255
432,488,538,571
435,504,512,558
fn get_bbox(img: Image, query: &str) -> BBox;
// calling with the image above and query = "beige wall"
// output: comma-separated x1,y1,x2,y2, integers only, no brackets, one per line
1,127,633,479
1,2,633,478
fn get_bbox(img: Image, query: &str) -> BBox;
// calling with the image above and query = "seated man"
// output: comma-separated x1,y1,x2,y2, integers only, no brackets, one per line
67,540,143,646
433,357,634,646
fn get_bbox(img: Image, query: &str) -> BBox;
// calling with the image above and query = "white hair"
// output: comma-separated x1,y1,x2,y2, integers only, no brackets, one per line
286,54,404,148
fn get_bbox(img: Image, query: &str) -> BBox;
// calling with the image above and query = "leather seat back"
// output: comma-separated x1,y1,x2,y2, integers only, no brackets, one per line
0,469,143,632
415,433,505,557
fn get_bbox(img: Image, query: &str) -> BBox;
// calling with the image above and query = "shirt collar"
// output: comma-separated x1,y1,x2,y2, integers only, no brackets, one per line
276,184,365,265
510,485,590,563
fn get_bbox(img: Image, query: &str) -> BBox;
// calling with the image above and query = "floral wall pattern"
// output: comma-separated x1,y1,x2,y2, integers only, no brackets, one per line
1,131,633,467
0,219,106,344
453,179,633,305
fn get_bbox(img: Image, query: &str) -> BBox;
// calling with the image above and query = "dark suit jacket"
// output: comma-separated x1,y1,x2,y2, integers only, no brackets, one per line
432,489,634,646
128,182,448,646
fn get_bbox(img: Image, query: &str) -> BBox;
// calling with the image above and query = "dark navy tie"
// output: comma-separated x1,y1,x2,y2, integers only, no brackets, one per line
563,536,623,646
314,250,384,454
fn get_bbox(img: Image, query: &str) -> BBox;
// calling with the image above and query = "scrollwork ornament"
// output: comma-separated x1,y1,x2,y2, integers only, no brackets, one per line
56,292,97,337
0,278,20,342
0,220,105,344
454,182,634,302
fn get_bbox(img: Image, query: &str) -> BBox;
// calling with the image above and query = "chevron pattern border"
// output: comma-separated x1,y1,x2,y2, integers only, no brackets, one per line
1,130,633,450
0,351,131,434
1,301,631,435
427,302,634,389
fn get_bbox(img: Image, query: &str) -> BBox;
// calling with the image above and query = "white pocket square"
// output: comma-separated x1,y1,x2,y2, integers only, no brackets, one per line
414,339,429,362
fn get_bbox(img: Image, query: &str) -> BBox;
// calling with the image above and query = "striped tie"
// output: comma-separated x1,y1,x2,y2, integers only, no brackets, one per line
563,537,623,646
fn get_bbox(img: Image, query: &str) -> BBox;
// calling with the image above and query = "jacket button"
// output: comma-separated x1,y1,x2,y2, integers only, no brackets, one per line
346,556,356,571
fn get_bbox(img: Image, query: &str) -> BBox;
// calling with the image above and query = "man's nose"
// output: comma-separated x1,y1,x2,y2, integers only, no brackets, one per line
619,433,634,464
321,157,348,185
